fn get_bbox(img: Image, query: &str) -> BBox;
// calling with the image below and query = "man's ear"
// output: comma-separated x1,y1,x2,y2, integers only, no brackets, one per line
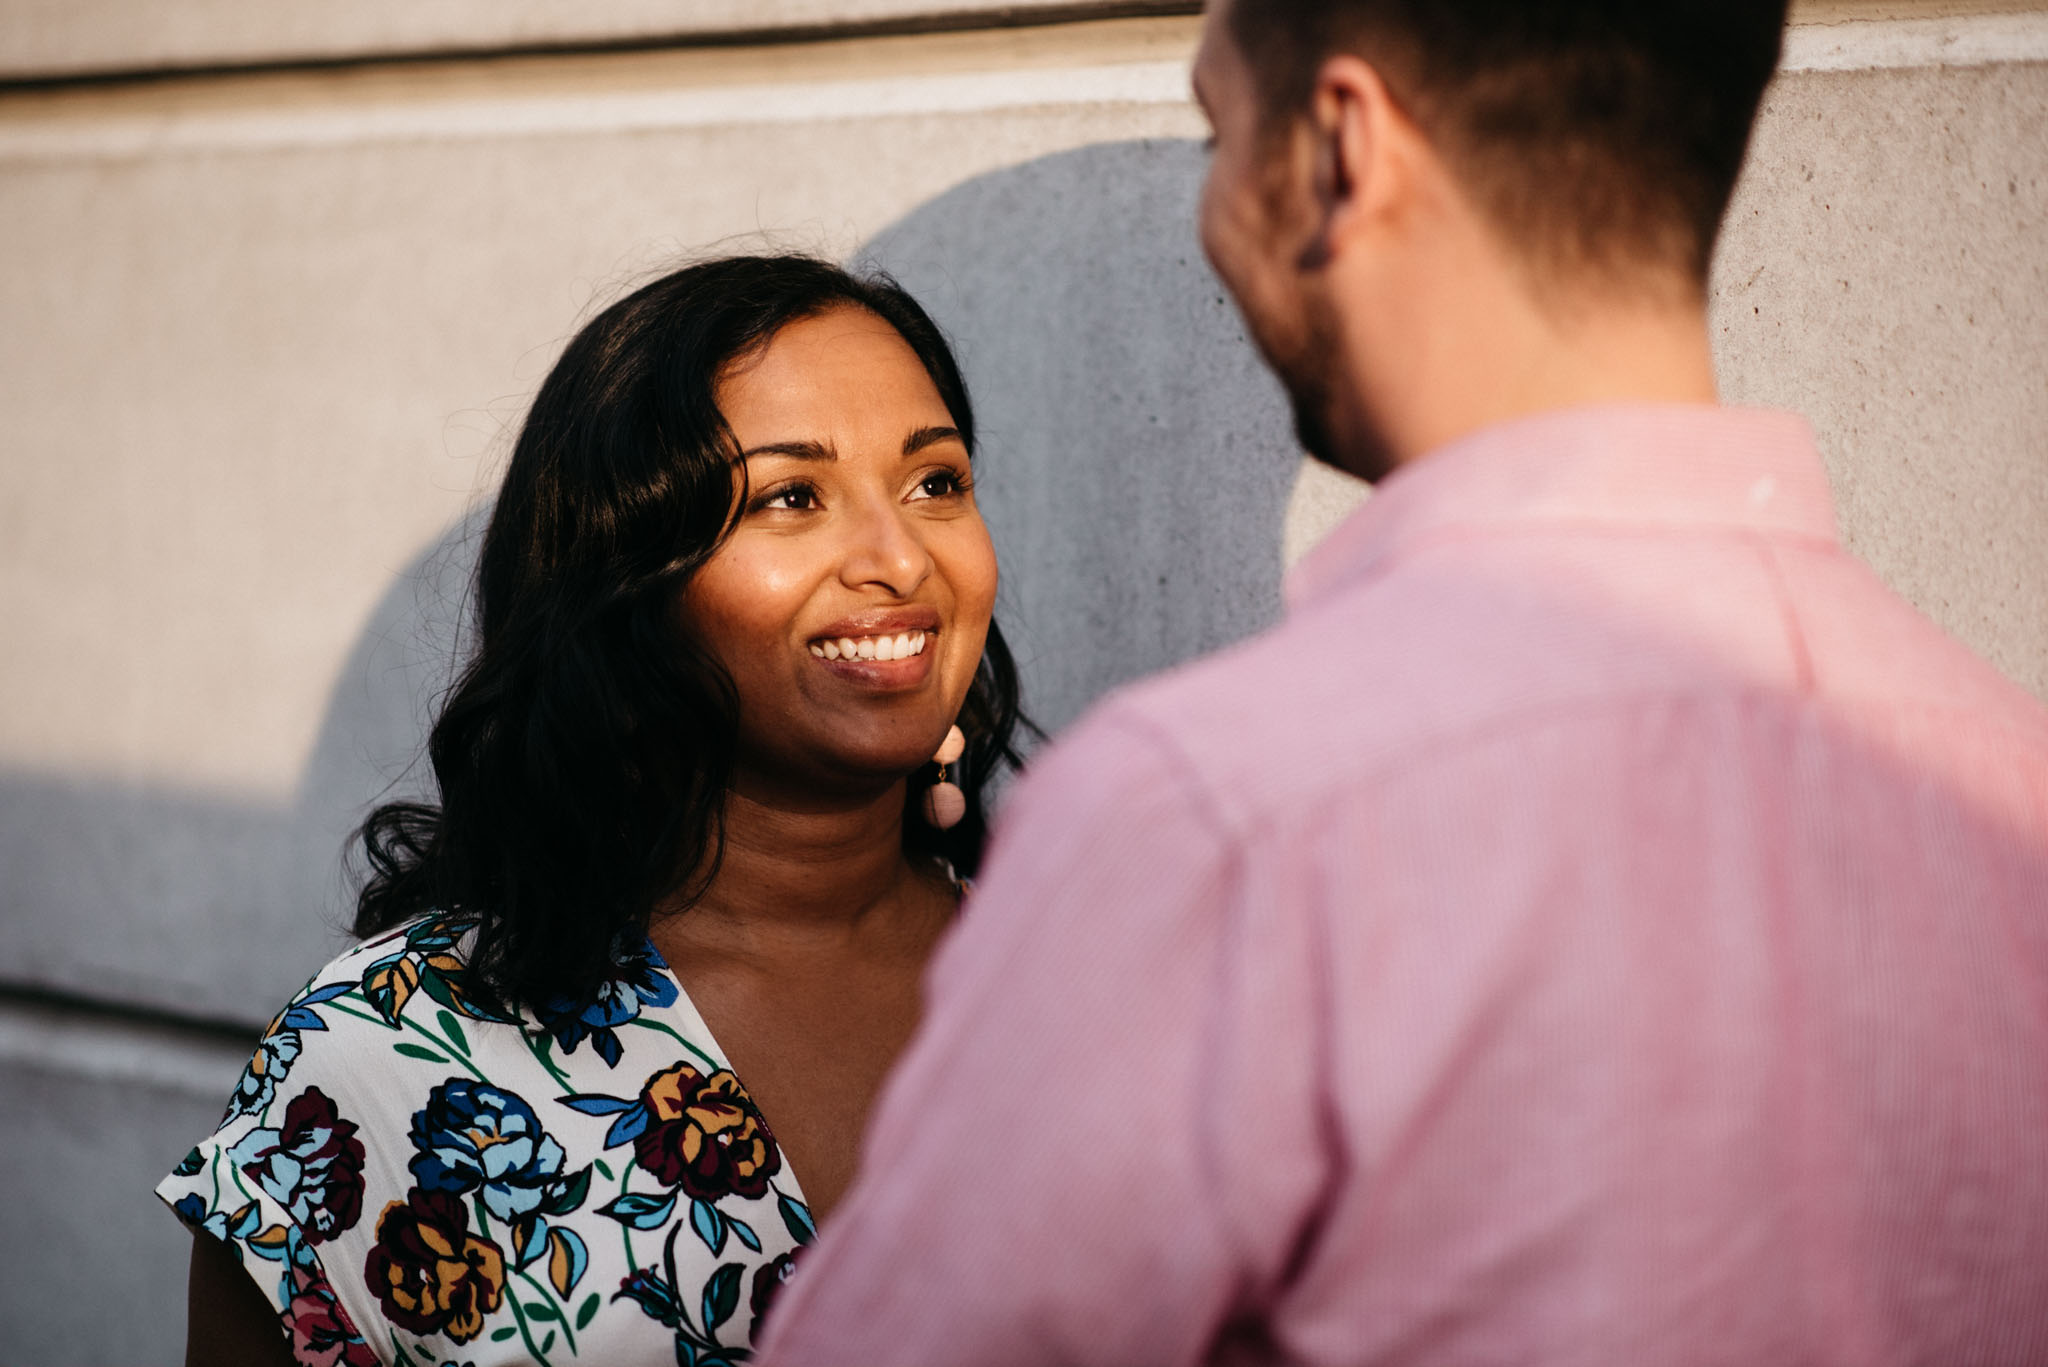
1299,55,1405,271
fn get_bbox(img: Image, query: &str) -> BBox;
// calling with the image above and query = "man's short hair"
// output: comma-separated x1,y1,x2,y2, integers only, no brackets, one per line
1229,0,1790,283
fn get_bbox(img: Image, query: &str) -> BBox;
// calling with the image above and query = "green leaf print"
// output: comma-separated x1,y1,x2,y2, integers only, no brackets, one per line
437,1008,470,1056
777,1189,816,1244
702,1262,744,1334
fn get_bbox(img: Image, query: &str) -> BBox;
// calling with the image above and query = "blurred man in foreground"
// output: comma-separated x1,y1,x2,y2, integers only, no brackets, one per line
758,2,2048,1362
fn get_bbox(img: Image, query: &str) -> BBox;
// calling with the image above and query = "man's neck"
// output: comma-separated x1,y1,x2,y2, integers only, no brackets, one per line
1333,233,1721,476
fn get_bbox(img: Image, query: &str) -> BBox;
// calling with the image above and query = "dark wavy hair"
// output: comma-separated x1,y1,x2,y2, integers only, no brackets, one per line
353,255,1031,1011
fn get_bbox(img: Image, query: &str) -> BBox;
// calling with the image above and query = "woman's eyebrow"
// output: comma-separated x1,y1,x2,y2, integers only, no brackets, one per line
903,425,965,456
741,439,835,462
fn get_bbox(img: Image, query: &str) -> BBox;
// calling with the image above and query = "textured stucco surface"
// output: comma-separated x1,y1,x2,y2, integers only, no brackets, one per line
1714,60,2048,700
0,13,2043,1362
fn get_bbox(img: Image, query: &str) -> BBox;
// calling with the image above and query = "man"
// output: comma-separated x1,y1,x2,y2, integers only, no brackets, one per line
757,1,2048,1362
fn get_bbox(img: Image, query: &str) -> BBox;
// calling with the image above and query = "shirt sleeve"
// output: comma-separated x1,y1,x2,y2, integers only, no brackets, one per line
755,704,1331,1367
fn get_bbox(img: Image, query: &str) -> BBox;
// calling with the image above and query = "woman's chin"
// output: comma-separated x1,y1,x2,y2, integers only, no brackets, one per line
736,740,949,806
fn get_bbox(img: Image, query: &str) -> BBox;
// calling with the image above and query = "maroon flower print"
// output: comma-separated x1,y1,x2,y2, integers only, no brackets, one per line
632,1063,782,1201
362,1188,506,1343
230,1087,366,1243
283,1260,379,1367
750,1246,805,1330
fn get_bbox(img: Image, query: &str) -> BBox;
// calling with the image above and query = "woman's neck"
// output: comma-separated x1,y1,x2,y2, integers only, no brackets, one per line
654,778,939,959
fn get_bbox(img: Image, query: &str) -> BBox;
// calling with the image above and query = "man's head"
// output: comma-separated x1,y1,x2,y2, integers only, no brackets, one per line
1194,0,1789,475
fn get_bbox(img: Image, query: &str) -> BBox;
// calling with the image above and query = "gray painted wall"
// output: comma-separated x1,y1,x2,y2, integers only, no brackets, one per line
0,6,2042,1359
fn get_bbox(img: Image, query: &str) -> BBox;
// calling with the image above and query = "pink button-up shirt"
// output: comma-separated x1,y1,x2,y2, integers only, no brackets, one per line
758,406,2048,1367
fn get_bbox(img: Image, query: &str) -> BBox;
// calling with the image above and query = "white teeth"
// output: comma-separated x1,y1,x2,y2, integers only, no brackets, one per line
815,630,930,661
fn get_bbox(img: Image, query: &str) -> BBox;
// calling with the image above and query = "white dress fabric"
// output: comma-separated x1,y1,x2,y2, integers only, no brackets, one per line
158,911,815,1367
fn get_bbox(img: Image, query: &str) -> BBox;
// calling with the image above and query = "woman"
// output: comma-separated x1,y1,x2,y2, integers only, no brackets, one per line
157,255,1029,1366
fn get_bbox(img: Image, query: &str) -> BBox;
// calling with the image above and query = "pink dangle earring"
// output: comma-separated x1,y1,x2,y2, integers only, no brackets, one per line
923,724,967,830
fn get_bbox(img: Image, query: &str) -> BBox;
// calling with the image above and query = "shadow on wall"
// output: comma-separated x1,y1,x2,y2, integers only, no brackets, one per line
861,138,1301,735
0,513,487,1367
0,136,1302,1033
0,506,485,1029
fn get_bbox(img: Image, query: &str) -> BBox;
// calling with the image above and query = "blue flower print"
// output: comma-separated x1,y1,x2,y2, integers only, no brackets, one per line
409,1079,567,1224
171,1192,213,1234
172,1193,263,1252
224,1029,303,1121
536,939,680,1067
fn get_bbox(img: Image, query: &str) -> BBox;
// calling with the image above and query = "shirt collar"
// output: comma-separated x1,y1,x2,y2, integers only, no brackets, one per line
1286,404,1838,612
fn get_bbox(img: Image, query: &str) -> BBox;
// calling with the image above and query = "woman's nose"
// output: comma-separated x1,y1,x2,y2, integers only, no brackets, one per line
838,497,932,598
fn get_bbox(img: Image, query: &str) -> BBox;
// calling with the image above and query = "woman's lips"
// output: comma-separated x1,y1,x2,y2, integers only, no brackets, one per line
805,609,943,686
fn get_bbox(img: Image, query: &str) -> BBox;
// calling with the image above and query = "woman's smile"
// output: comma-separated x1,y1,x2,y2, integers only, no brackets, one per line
806,607,942,686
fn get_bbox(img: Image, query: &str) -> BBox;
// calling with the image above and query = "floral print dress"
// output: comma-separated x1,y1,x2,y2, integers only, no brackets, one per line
157,912,815,1367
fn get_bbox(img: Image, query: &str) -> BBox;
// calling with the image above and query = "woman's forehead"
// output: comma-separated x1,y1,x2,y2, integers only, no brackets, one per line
718,307,952,442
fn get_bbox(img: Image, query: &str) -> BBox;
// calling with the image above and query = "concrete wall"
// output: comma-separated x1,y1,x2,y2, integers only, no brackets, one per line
0,3,2041,1359
0,0,1198,80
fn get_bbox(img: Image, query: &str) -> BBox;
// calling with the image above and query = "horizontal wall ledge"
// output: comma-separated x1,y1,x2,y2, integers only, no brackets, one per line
0,0,1198,85
8,0,2045,86
0,15,1201,164
1783,9,2048,68
7,5,2046,166
0,992,253,1097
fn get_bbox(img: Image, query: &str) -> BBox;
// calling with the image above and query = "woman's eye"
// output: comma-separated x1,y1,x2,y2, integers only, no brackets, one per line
909,470,969,501
756,483,818,512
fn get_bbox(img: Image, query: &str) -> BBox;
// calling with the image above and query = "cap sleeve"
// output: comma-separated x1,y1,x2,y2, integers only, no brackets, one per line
156,979,380,1362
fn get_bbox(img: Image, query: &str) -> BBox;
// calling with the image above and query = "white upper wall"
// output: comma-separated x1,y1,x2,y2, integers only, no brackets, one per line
0,0,1196,80
5,0,2047,79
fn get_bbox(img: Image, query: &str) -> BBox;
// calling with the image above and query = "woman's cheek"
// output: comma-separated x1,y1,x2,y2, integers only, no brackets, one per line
949,518,1001,627
696,543,815,638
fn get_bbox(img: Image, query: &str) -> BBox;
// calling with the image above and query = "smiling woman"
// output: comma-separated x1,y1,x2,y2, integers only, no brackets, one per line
684,306,1000,811
154,255,1031,1367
